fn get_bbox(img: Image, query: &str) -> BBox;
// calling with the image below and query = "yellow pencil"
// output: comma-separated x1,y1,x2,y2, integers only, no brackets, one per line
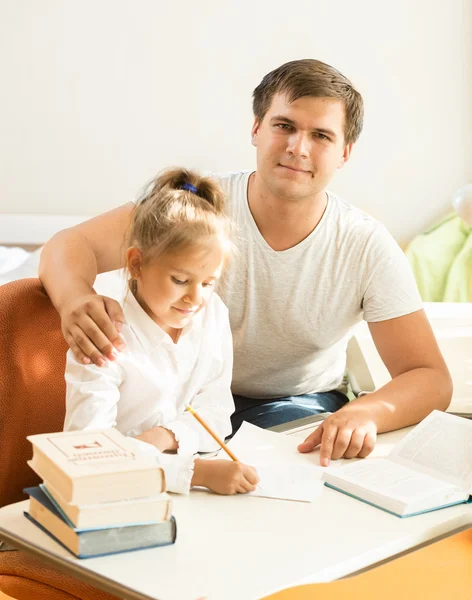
185,404,239,462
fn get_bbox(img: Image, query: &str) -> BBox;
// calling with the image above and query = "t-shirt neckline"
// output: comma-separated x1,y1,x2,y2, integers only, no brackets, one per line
242,171,332,256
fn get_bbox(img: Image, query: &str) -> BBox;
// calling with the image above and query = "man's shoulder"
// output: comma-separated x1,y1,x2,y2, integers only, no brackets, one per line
327,191,381,228
209,171,251,198
206,171,251,218
326,191,388,241
209,170,251,185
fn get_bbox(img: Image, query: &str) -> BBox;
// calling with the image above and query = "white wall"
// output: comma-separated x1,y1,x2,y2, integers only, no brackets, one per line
0,0,471,244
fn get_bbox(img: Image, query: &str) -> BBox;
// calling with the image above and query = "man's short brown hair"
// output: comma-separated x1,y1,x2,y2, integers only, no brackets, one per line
252,59,364,145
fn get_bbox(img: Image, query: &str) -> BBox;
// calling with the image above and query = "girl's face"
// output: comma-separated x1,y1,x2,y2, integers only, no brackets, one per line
127,236,226,337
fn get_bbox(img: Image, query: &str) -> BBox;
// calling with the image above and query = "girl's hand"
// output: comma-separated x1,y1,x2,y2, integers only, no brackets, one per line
135,426,179,452
192,459,259,495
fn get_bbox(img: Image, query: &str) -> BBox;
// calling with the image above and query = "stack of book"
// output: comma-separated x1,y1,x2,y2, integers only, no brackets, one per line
25,428,176,558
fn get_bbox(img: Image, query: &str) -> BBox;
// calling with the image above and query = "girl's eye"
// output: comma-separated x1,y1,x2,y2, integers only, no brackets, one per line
202,282,214,288
171,276,187,285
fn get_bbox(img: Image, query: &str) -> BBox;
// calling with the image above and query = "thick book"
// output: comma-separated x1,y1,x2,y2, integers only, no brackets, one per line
27,428,165,504
24,487,176,558
322,410,472,517
40,481,172,529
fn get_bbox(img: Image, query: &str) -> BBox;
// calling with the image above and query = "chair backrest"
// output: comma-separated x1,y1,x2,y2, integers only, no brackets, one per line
0,278,68,507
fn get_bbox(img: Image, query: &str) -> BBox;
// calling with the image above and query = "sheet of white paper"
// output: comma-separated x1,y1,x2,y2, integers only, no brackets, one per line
227,421,347,470
249,463,323,502
227,422,308,465
220,422,348,502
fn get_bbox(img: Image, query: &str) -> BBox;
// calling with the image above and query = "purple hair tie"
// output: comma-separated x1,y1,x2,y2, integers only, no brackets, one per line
180,182,197,194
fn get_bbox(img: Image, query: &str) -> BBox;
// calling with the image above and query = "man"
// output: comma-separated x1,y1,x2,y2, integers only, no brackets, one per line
39,59,452,466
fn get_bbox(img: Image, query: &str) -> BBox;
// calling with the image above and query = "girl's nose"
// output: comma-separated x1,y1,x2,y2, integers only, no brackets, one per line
184,285,202,306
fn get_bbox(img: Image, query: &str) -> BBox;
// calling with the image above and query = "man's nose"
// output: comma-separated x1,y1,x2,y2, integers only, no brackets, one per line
287,132,311,158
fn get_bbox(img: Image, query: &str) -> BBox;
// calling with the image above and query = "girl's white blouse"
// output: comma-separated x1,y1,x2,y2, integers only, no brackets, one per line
64,291,234,494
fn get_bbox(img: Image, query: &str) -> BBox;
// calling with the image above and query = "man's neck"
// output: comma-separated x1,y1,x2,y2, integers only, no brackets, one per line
247,172,328,251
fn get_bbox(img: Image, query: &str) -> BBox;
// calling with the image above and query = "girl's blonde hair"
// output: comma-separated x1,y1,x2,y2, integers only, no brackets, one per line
128,167,232,262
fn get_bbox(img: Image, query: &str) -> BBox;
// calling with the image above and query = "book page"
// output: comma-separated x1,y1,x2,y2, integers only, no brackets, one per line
389,411,472,489
327,459,461,502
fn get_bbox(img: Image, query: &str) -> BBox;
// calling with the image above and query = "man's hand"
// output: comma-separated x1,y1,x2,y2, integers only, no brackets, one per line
62,294,126,366
297,407,377,466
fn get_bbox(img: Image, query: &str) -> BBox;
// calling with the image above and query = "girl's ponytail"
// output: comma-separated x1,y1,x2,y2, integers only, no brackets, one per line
148,167,225,215
129,167,231,263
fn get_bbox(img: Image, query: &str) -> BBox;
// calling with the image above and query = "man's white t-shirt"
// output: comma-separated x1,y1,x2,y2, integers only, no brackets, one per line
133,170,423,400
213,171,423,399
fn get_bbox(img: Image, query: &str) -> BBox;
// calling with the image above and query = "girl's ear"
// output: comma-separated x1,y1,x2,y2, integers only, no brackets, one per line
126,247,143,279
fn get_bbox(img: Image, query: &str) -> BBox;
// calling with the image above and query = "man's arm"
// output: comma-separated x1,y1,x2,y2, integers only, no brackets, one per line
298,310,452,464
364,309,452,426
39,202,135,365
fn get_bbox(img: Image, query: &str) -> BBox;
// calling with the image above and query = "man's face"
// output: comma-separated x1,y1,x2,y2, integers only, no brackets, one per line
251,93,352,202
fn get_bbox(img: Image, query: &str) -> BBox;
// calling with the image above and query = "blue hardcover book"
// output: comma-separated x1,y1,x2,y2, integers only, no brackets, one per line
24,486,176,558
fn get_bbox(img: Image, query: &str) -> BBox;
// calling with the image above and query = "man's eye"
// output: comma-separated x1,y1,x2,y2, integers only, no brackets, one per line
172,277,187,285
315,132,329,141
275,123,292,131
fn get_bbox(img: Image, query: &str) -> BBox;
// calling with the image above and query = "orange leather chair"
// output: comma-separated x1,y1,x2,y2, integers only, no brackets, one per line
0,278,120,600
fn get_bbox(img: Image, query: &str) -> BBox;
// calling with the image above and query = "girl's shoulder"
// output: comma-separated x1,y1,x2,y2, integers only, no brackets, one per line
199,293,230,330
206,292,229,316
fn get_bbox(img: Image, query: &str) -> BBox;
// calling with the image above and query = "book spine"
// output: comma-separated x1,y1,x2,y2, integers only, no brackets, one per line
29,452,73,502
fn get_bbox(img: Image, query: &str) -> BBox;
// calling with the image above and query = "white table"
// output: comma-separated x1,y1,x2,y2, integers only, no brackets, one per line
1,427,471,600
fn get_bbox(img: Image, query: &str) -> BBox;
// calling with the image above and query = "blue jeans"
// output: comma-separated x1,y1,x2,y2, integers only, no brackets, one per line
230,390,348,434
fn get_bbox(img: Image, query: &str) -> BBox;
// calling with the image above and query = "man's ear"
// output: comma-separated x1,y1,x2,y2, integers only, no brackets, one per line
338,142,353,169
126,247,143,279
251,117,260,147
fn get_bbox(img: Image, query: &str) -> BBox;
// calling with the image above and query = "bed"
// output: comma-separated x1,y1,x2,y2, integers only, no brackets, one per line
0,212,127,296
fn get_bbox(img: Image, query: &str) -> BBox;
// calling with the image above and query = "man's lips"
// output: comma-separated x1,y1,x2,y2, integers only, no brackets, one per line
279,164,312,174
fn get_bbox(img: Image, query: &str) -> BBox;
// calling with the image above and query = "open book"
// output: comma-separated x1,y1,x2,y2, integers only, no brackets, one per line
322,410,472,517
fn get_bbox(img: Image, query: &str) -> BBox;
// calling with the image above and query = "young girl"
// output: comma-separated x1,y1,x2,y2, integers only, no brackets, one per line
64,167,258,495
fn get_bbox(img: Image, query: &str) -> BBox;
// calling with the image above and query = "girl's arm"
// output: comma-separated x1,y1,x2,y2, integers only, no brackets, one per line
64,349,124,431
64,350,199,494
